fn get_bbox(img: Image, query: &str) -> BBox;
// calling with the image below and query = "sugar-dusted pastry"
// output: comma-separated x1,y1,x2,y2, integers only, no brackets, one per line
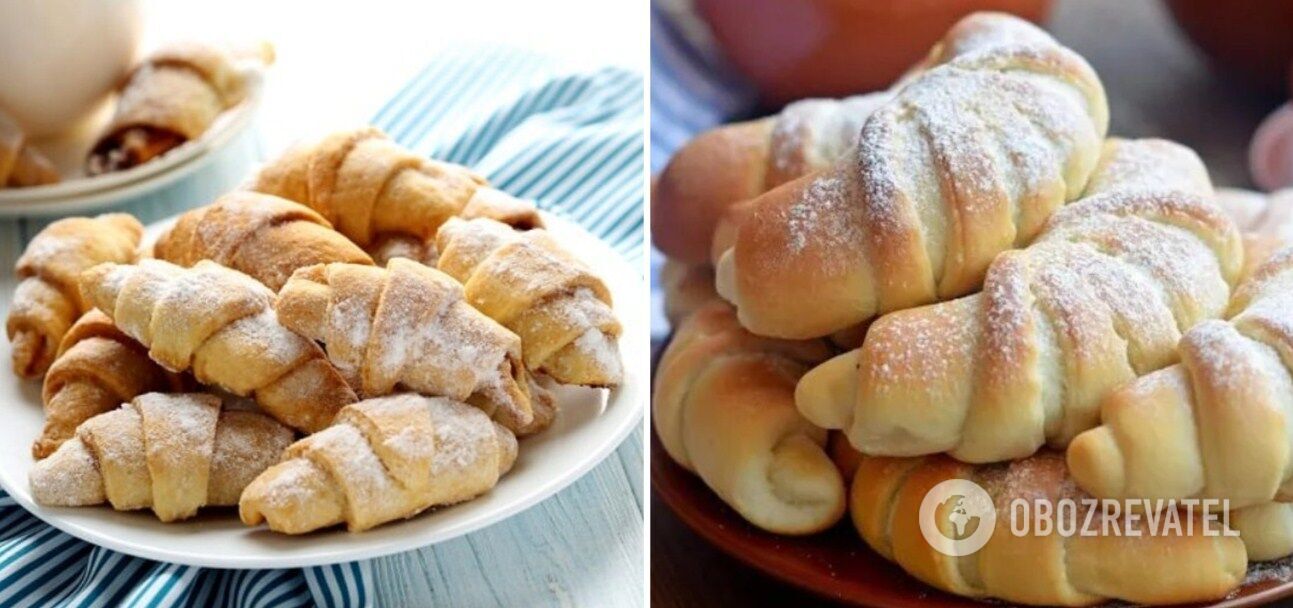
1067,246,1293,508
653,7,1076,264
851,452,1246,606
0,108,58,188
31,392,293,523
35,310,185,459
154,191,373,290
240,394,517,533
7,213,143,378
437,217,623,387
275,259,546,434
798,138,1241,463
653,92,890,264
79,259,357,433
249,127,542,257
367,187,547,267
714,13,1108,339
654,301,841,534
87,42,273,175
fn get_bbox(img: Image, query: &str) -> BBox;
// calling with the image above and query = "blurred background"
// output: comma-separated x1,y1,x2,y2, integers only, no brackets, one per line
0,0,645,220
650,0,1293,603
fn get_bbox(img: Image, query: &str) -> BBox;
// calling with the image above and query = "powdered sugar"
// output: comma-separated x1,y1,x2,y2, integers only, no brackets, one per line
29,437,106,506
735,27,1104,334
296,261,526,420
785,174,851,255
1242,556,1293,587
436,218,623,386
425,398,493,474
858,164,1237,456
770,92,891,180
571,328,623,380
134,393,219,470
307,424,402,519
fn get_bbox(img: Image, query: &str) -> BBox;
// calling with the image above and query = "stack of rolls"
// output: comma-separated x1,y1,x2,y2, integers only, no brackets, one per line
652,10,1293,606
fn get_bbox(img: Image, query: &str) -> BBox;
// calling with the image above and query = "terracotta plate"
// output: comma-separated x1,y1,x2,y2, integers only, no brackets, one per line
652,429,1293,607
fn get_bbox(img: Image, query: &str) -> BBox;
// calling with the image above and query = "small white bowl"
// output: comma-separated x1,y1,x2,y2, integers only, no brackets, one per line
0,69,265,218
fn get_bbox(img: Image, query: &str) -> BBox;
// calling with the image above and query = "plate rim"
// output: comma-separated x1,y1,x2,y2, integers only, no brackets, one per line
0,69,264,216
0,210,646,569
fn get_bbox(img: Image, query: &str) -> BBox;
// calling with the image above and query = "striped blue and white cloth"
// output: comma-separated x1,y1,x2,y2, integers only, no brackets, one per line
649,0,755,341
0,46,642,607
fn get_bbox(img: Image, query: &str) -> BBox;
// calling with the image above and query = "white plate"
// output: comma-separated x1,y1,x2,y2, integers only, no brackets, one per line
0,211,646,568
0,69,264,217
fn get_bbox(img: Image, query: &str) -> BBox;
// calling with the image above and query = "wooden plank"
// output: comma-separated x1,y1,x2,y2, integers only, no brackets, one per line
371,433,645,608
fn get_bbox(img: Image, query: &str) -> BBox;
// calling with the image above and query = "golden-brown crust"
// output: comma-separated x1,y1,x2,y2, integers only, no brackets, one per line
275,259,542,434
88,42,263,175
652,120,773,263
79,259,357,433
7,214,143,378
715,14,1108,339
658,259,717,326
155,192,373,290
852,452,1247,605
654,301,842,534
239,394,516,533
797,139,1242,463
30,392,294,522
1067,246,1293,508
35,310,185,459
436,217,623,387
653,91,896,264
251,127,496,248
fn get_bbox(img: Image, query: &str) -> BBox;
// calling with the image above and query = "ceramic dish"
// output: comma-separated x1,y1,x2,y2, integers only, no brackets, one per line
651,429,1293,607
0,210,646,568
0,69,264,217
